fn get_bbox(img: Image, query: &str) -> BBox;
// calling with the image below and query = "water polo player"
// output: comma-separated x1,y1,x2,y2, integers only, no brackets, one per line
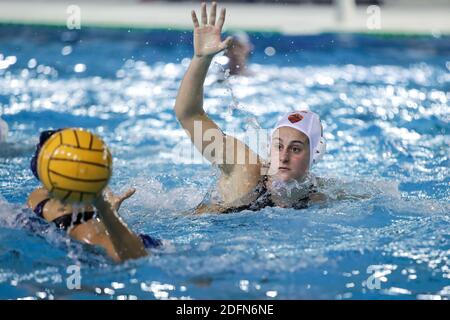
27,129,161,262
175,2,327,213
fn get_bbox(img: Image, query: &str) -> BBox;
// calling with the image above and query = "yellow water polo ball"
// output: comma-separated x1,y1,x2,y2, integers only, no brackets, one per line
37,128,112,203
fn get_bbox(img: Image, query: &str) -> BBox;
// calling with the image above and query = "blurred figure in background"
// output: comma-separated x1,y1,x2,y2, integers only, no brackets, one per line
225,31,253,76
213,31,254,80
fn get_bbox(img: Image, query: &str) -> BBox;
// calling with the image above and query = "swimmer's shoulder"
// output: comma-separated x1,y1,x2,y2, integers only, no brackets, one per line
193,203,230,215
309,191,327,204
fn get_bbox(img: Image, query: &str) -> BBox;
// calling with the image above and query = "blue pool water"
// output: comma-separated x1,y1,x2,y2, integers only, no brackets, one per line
0,25,449,300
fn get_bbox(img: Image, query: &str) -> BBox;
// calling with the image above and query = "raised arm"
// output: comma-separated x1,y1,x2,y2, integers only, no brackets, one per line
175,3,260,173
175,2,232,162
176,2,240,169
175,3,263,206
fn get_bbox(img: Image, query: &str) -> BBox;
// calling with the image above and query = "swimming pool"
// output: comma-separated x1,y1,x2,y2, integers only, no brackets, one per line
0,24,449,300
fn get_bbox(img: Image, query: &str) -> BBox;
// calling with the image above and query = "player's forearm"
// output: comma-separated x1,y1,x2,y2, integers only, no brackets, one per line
95,198,147,262
175,56,213,121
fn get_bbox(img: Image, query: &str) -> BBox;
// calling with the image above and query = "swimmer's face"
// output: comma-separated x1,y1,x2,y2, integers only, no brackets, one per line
269,127,310,182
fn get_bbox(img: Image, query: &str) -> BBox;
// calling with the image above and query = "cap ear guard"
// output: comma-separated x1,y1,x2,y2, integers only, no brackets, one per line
30,129,63,180
312,136,326,165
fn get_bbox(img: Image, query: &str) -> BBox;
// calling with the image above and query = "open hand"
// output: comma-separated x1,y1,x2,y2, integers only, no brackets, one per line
103,188,136,212
191,2,232,58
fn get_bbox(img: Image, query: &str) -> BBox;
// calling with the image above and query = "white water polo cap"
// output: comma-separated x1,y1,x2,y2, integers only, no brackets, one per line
273,110,326,168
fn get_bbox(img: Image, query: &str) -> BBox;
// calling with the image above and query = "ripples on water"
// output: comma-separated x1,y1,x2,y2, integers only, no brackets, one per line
0,26,449,299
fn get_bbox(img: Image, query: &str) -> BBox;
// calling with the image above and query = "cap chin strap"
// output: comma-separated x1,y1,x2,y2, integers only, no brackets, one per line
312,137,326,165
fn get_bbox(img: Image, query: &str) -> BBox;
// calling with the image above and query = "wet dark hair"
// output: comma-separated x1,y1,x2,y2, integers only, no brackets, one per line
30,129,63,180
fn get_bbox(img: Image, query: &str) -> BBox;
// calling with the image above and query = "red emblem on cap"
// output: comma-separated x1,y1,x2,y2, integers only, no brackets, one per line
288,113,303,123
